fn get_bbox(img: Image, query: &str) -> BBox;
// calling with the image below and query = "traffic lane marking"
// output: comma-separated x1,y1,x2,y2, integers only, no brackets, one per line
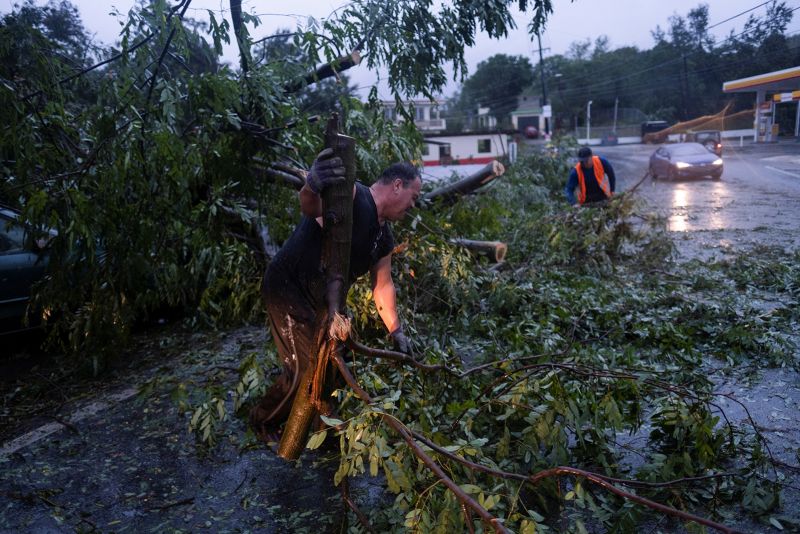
765,165,800,179
0,387,139,456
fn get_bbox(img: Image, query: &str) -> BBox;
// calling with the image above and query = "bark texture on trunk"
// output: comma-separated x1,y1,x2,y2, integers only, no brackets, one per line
277,115,355,460
423,160,505,203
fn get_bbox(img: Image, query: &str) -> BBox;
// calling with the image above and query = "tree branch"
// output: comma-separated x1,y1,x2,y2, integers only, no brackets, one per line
229,0,250,73
333,353,510,534
284,50,362,94
410,433,743,534
345,338,457,374
144,0,193,108
340,477,375,533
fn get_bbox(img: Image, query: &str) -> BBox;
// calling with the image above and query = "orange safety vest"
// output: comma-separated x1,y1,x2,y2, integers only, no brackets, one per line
575,156,612,205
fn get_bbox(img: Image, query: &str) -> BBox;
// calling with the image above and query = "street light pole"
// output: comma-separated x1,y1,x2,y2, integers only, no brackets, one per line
536,31,549,136
586,100,593,142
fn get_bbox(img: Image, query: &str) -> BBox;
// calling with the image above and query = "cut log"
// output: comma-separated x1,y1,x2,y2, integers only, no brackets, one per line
277,114,355,460
423,160,505,203
451,239,508,263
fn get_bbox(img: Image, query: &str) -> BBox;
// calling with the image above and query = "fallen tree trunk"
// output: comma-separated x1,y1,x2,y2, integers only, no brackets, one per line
423,160,505,203
277,115,355,460
451,239,508,263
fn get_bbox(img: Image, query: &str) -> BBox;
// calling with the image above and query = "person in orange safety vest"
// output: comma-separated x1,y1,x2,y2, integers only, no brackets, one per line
564,147,616,205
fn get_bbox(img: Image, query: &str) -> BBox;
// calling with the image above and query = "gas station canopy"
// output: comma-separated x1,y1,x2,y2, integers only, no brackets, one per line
723,65,800,94
722,66,800,141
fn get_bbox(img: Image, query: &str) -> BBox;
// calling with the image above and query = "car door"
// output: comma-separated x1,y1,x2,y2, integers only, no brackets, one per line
0,215,47,322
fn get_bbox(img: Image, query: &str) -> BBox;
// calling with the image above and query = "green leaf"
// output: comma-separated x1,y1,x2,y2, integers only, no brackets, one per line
320,415,344,427
306,430,327,450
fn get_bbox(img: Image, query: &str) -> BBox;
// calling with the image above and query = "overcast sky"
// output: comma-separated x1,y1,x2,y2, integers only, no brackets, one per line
2,0,799,98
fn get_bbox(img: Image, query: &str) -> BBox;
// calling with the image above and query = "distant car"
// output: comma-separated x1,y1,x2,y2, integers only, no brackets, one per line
685,130,722,156
0,207,55,334
601,131,619,146
524,125,539,139
649,143,724,180
641,121,670,143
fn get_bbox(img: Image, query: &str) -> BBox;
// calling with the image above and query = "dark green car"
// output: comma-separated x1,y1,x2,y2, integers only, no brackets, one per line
0,207,54,334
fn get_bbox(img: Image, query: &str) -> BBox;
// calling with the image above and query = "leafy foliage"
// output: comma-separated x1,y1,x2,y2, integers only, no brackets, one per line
2,2,798,532
179,145,799,532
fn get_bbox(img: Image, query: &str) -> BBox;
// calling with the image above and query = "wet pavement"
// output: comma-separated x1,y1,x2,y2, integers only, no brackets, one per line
603,139,800,260
0,327,349,533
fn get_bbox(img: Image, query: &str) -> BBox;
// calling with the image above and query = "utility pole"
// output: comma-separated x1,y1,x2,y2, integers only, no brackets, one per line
681,54,689,120
612,97,619,132
535,32,550,136
586,100,593,142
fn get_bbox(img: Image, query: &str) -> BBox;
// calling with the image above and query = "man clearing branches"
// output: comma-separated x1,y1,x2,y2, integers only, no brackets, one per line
564,146,616,206
250,151,422,442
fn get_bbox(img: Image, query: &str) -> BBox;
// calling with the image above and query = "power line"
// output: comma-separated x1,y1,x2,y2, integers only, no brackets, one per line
428,37,800,124
706,1,773,30
520,2,799,103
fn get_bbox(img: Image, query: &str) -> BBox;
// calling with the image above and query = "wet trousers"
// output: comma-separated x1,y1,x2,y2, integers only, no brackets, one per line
249,297,344,441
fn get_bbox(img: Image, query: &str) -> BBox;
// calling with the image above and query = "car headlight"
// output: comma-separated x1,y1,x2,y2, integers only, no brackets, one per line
675,162,691,169
712,158,723,165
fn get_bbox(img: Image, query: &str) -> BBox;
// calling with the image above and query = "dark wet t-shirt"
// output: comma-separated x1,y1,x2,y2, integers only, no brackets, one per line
263,182,395,314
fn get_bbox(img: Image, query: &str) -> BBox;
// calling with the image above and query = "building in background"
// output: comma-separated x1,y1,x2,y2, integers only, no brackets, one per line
420,132,510,166
381,99,447,133
510,87,546,138
381,98,512,166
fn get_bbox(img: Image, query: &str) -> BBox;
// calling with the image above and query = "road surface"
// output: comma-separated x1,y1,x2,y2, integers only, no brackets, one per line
600,139,800,259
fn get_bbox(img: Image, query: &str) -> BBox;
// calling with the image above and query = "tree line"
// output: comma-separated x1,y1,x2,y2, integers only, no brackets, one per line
448,2,799,132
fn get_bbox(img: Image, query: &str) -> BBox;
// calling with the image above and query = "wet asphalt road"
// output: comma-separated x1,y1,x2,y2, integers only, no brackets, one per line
597,139,800,259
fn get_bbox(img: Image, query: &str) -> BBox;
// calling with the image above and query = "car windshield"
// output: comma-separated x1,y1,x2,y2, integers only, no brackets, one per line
671,144,711,156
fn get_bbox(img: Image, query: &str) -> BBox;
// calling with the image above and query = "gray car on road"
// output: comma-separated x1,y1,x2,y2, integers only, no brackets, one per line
649,142,724,180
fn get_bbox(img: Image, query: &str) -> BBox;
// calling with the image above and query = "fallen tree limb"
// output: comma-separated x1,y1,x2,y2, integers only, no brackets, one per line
345,338,457,374
284,50,362,94
451,239,507,263
409,434,743,534
341,477,376,533
423,160,505,203
333,353,510,533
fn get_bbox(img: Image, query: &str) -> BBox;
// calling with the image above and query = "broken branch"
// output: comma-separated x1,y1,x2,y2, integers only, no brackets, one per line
284,50,362,94
333,353,510,533
423,160,505,203
451,239,508,263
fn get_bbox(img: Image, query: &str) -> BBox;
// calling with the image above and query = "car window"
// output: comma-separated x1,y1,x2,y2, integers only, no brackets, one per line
671,144,709,156
0,220,26,254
